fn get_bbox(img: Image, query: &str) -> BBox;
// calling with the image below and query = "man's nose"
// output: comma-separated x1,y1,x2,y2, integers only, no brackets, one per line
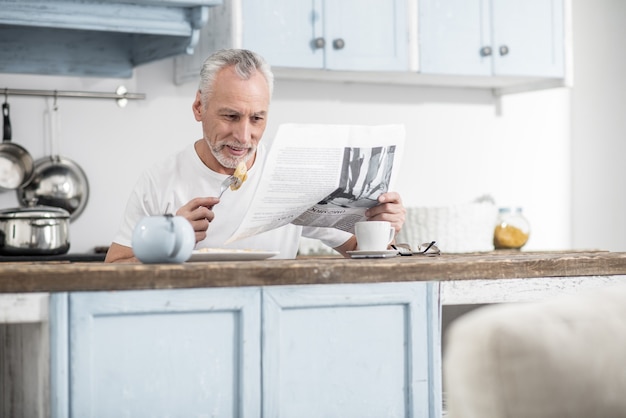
233,120,252,143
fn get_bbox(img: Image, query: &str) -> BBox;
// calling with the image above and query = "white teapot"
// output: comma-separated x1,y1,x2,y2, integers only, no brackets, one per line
132,215,195,264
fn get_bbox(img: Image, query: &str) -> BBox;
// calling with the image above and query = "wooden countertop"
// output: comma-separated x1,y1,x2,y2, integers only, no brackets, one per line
1,250,626,294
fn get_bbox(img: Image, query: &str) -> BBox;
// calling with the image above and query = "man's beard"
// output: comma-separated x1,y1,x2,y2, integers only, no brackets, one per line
210,142,256,169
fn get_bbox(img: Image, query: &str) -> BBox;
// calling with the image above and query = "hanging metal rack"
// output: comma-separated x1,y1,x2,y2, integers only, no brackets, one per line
3,86,145,108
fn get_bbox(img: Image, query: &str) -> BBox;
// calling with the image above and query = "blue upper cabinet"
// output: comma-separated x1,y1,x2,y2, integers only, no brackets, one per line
242,0,409,71
240,0,325,69
176,0,409,82
0,0,222,78
175,0,569,92
419,0,565,78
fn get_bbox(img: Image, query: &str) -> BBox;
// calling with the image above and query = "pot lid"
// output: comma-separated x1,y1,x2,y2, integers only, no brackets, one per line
0,205,70,219
16,154,90,223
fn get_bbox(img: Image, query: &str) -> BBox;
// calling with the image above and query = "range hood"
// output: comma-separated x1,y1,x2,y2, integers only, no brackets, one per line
0,0,222,78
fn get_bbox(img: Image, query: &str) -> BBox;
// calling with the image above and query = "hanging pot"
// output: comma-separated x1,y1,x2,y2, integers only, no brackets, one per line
0,204,70,255
17,103,89,222
0,99,35,191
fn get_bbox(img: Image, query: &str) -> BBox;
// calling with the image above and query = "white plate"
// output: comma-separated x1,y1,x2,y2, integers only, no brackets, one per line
188,249,279,262
347,250,399,259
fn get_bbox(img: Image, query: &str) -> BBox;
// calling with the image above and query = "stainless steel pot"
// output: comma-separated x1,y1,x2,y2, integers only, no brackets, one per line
0,206,70,255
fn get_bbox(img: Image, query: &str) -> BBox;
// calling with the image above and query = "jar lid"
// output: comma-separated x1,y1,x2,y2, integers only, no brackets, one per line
0,205,71,219
498,207,523,213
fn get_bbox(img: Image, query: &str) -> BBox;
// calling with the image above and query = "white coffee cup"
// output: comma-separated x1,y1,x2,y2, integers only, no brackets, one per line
355,221,395,251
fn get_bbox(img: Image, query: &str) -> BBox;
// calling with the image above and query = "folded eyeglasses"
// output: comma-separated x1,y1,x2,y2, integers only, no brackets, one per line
391,241,441,256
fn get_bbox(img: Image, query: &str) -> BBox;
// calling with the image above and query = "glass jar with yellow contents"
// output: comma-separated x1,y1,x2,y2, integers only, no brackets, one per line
493,207,530,250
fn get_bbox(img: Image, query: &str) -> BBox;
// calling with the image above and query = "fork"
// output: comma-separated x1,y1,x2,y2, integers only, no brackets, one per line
218,175,236,198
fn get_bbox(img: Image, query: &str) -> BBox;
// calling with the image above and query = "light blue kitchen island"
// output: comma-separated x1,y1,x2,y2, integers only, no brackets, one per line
50,281,440,418
3,251,626,417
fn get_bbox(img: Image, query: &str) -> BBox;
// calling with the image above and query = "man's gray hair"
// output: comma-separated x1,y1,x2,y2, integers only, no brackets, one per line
198,49,274,105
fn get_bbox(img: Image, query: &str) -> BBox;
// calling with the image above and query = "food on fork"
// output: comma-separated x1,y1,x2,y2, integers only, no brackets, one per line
230,161,248,190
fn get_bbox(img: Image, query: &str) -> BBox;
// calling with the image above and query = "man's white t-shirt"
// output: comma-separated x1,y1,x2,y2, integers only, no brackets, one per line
112,142,352,259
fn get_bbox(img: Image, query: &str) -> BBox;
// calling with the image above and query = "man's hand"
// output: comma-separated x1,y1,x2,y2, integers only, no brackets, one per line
335,192,406,257
364,191,406,234
176,197,220,243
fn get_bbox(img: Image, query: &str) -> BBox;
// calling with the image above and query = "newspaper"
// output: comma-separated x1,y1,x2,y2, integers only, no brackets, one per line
226,123,405,243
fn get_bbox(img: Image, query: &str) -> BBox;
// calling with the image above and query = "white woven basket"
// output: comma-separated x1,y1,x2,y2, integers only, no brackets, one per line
397,203,498,253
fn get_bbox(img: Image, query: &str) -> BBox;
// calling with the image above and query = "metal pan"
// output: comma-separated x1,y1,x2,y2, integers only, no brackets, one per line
0,98,35,191
17,103,89,222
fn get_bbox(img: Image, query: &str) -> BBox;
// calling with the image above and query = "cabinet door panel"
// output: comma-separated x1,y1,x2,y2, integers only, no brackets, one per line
262,282,441,418
59,288,261,418
242,0,325,68
325,0,409,71
492,0,564,77
419,0,491,75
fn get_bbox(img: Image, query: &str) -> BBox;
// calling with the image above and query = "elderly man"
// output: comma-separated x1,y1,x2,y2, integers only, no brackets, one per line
105,49,405,263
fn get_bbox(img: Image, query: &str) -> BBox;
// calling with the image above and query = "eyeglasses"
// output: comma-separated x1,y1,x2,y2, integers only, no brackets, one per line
392,241,441,256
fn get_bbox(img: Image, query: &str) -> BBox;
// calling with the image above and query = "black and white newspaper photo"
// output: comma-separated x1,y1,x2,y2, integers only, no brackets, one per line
226,123,405,243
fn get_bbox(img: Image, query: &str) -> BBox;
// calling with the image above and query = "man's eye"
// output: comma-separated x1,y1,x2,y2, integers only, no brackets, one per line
252,116,264,122
224,114,239,120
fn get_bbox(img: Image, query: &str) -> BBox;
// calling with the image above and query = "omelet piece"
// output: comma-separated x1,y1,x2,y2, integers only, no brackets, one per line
230,161,248,190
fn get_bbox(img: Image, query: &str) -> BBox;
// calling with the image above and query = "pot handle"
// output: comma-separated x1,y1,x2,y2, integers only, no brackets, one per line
2,102,11,141
32,219,63,227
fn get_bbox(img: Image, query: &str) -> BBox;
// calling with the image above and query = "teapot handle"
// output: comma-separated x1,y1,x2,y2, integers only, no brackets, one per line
166,215,184,258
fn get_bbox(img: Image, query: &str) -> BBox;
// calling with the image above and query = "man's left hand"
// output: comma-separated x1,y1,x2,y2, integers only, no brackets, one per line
364,191,406,233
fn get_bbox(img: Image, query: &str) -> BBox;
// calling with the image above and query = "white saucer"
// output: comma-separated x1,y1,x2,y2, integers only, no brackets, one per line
188,249,279,262
347,250,398,259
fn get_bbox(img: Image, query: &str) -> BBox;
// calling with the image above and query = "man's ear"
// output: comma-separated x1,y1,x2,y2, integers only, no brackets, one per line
192,91,203,121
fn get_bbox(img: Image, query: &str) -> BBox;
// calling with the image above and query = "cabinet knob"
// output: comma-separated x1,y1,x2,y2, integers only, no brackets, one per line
332,38,345,50
499,45,510,56
479,46,492,57
312,37,326,49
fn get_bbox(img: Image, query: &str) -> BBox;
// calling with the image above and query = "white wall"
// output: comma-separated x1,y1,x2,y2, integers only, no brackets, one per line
571,0,626,252
1,22,582,254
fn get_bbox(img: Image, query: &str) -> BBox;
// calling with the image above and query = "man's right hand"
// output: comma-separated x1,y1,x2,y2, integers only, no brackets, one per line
176,197,220,243
105,197,220,263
